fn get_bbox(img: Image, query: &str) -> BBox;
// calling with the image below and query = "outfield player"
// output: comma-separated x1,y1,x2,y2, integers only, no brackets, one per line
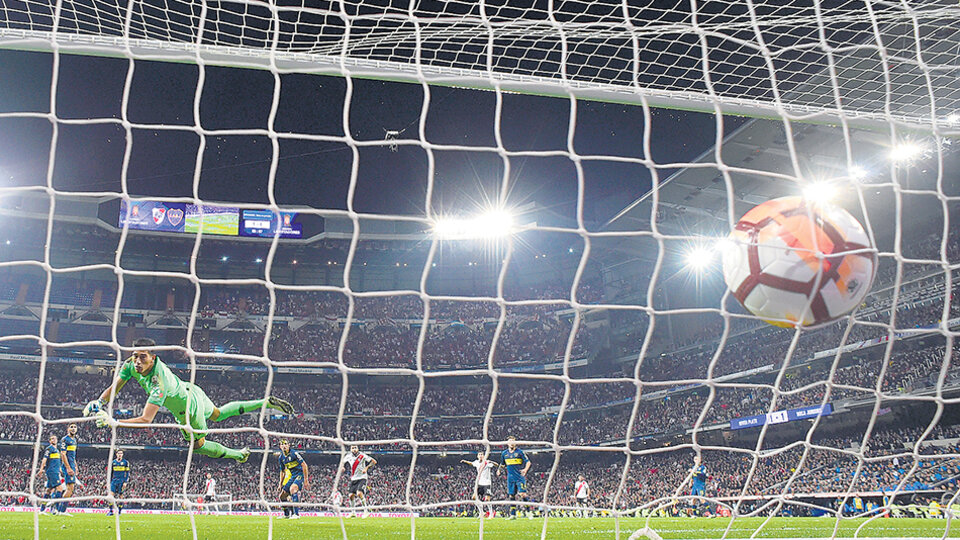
460,451,497,518
108,450,130,516
690,458,709,515
499,436,530,520
203,473,217,514
277,439,309,519
39,434,64,515
84,338,294,462
58,423,79,515
691,459,708,497
574,475,590,517
341,446,376,517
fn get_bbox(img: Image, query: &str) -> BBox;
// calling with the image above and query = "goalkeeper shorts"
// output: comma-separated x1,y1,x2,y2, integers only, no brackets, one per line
175,389,216,441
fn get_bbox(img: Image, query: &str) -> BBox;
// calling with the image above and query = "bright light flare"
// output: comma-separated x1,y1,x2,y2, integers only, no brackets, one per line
889,142,924,163
848,165,868,181
802,182,837,204
684,245,715,273
432,209,516,240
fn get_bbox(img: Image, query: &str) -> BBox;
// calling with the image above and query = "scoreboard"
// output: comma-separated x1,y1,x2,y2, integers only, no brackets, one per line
119,200,302,238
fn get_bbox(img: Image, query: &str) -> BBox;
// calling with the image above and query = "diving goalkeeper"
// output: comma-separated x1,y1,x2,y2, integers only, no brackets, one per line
84,338,294,462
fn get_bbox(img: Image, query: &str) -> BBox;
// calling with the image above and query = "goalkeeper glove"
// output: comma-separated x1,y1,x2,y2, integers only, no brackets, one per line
82,399,103,417
94,410,115,429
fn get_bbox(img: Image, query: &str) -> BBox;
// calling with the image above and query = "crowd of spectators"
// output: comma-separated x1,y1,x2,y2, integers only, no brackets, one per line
0,327,957,450
635,290,959,386
3,422,959,516
1,227,958,516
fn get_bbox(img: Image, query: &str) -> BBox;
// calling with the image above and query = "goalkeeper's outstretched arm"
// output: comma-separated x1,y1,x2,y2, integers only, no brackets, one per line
85,362,160,427
83,367,129,417
115,403,160,426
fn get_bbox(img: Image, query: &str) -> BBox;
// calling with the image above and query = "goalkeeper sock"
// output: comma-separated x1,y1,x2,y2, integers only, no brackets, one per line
196,440,246,460
215,399,267,421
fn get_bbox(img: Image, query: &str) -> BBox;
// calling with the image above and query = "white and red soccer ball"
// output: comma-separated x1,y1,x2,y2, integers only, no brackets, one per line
721,196,876,328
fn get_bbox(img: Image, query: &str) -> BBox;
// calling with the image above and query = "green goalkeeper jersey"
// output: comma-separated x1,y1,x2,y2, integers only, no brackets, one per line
118,356,205,419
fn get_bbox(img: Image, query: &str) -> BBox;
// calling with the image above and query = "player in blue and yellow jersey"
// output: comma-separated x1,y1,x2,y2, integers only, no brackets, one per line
499,436,531,519
39,434,64,515
58,423,79,515
108,450,130,516
691,460,707,497
690,458,709,516
276,439,309,519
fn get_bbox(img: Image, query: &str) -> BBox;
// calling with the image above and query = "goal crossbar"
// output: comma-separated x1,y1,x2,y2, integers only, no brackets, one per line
1,2,959,133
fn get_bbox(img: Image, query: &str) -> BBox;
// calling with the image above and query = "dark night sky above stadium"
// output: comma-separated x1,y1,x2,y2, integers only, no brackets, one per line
0,48,746,224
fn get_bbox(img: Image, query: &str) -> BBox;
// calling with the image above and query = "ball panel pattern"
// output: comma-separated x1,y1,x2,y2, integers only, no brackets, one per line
723,196,876,327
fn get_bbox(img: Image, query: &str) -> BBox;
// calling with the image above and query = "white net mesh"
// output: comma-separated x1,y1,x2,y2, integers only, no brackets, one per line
1,0,959,127
0,0,959,538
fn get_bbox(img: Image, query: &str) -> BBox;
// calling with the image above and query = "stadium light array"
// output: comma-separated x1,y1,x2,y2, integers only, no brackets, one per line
889,142,925,163
432,208,516,240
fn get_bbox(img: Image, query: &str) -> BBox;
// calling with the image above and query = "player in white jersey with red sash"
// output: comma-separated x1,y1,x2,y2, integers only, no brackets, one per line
203,473,217,514
573,475,590,517
460,451,498,518
341,446,377,517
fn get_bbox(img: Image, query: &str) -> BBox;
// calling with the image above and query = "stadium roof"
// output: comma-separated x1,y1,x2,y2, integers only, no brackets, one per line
599,115,958,266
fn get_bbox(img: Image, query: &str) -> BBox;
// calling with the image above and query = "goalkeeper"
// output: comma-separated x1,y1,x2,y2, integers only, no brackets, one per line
84,338,294,463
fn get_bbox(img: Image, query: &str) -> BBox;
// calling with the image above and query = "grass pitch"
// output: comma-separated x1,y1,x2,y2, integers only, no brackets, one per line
1,514,958,539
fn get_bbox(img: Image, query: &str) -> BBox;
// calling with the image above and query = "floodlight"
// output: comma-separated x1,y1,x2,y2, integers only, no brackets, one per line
802,182,837,204
221,256,229,262
431,208,516,240
889,142,924,163
848,166,868,181
473,209,514,239
432,218,461,239
947,113,959,125
684,245,714,272
255,258,263,263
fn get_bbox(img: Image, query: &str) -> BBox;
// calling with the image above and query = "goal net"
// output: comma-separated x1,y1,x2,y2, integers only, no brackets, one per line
0,0,958,538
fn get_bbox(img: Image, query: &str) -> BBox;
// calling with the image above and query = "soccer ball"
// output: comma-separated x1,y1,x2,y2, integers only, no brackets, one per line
720,196,876,328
